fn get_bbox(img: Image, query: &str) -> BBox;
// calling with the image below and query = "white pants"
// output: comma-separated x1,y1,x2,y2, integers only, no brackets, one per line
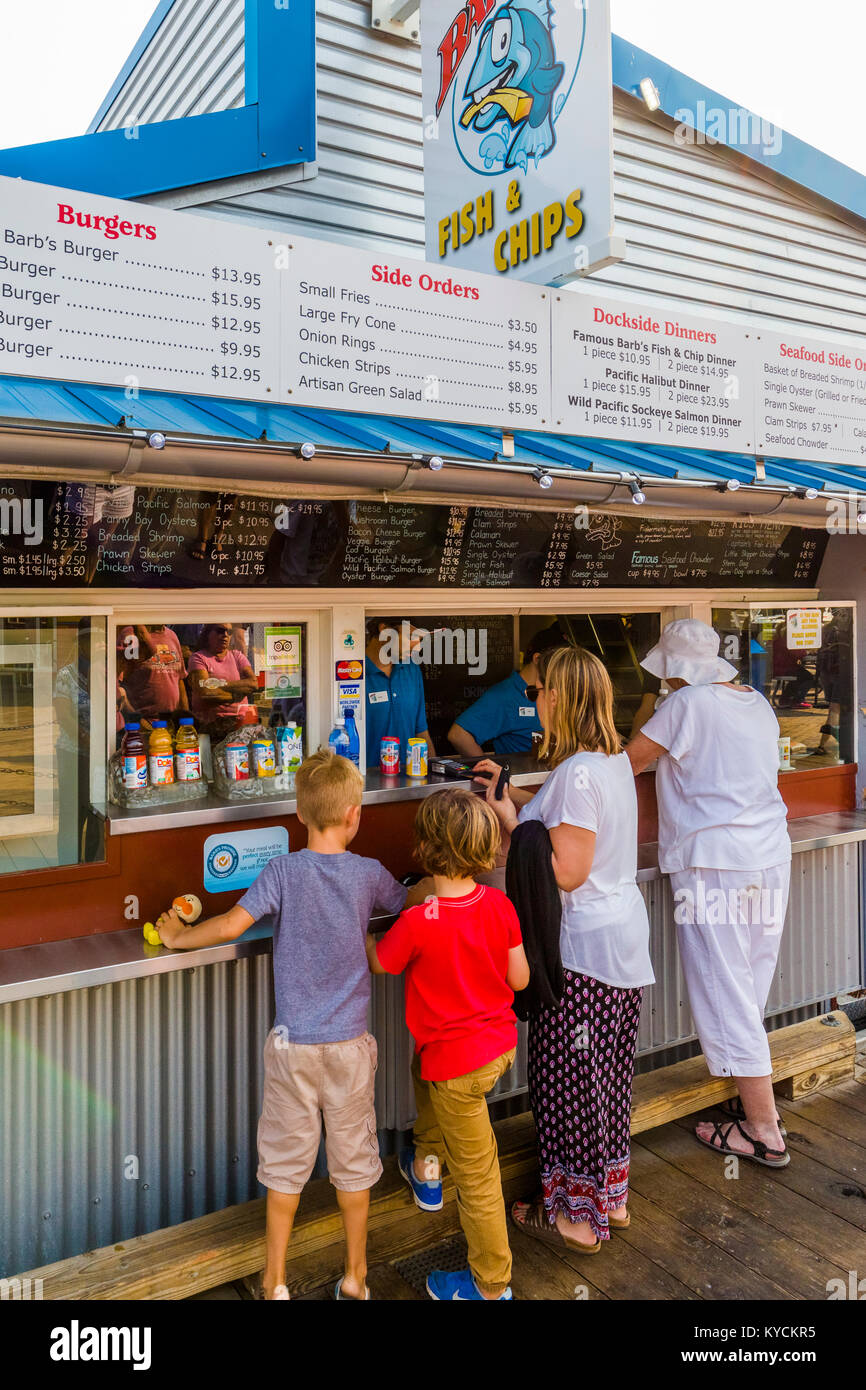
669,864,791,1078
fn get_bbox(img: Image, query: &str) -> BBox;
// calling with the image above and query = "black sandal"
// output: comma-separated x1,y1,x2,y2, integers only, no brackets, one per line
696,1118,790,1168
719,1095,787,1137
511,1199,602,1254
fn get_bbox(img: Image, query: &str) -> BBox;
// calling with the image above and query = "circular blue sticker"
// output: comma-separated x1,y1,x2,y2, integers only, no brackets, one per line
206,843,240,879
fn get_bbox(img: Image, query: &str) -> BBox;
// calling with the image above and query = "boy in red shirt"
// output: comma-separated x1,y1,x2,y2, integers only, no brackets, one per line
367,787,529,1301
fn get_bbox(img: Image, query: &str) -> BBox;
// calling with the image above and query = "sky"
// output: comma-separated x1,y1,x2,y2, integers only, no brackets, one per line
0,0,864,176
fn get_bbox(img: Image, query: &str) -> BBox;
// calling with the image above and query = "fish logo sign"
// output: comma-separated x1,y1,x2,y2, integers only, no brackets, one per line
436,0,586,174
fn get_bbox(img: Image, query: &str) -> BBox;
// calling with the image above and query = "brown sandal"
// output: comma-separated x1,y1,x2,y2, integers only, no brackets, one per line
608,1211,630,1230
511,1199,602,1254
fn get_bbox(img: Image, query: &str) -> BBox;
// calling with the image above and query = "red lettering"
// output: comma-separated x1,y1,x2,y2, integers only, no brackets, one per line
435,0,496,114
57,204,74,225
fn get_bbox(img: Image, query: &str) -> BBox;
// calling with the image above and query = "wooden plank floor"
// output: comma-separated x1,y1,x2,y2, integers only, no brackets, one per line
194,1035,866,1302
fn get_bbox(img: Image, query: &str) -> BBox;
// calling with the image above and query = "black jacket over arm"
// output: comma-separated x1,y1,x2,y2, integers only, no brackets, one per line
505,819,563,1021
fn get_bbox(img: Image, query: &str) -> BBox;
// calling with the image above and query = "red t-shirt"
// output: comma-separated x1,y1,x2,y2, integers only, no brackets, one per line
376,884,522,1082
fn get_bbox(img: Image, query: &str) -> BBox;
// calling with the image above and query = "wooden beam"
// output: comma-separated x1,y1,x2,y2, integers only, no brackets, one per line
14,1010,854,1300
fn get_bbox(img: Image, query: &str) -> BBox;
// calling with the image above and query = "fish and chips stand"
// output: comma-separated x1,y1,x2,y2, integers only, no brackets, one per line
1,167,865,1276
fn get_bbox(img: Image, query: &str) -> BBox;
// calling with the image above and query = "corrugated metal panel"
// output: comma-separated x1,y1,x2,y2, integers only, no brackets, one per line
97,0,245,132
1,846,859,1273
192,6,866,337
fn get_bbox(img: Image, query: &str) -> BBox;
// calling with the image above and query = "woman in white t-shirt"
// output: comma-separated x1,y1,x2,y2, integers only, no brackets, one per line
627,619,791,1170
479,645,653,1253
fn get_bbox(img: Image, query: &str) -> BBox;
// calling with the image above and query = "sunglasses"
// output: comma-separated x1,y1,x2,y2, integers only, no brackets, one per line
524,684,544,703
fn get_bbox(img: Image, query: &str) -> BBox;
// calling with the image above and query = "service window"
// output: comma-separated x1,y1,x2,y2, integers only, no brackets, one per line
518,611,662,740
0,613,107,875
713,605,855,769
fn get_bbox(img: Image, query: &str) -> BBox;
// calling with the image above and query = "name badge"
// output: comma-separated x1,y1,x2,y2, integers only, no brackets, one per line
519,706,535,717
368,690,388,704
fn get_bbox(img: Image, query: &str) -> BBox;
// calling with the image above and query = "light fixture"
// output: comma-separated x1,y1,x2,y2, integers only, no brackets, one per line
798,486,819,500
725,478,741,492
297,442,316,459
425,455,444,471
147,431,166,449
628,479,646,504
533,469,553,490
639,78,661,111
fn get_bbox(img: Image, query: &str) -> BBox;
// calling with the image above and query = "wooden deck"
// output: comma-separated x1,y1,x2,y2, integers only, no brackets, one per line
195,1034,866,1302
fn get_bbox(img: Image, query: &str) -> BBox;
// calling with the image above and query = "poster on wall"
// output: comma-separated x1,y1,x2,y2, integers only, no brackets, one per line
420,0,615,283
263,625,302,699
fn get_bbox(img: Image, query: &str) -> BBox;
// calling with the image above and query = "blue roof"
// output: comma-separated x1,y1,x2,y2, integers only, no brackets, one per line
0,374,860,495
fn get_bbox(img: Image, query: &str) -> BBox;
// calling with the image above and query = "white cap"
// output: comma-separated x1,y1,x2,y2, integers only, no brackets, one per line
640,618,738,687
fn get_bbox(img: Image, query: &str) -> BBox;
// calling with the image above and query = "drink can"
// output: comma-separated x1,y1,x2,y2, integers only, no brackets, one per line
225,739,250,781
252,736,276,777
380,735,400,776
777,736,792,772
407,737,428,778
285,723,303,771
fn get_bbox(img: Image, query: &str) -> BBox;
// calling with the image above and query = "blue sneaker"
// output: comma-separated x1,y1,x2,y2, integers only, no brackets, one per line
398,1146,443,1212
426,1268,513,1301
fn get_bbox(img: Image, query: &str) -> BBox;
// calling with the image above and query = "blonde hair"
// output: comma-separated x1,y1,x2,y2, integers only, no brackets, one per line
295,749,363,830
536,645,620,766
414,787,500,879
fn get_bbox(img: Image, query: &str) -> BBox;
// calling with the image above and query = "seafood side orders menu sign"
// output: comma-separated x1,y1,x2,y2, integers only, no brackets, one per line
551,291,754,451
0,175,280,399
281,233,550,426
755,329,866,460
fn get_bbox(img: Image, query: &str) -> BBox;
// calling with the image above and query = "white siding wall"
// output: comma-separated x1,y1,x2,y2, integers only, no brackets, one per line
96,0,244,130
97,0,866,337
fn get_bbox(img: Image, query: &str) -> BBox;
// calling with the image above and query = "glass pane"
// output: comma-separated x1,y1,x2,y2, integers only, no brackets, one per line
0,616,106,876
713,606,854,770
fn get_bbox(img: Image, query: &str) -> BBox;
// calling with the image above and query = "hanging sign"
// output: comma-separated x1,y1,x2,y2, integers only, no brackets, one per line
786,607,822,650
420,0,614,283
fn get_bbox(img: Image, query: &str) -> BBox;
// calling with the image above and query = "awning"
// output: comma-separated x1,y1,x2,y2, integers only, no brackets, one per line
0,374,861,526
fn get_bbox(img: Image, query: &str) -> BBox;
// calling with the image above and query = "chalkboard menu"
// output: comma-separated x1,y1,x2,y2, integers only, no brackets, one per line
0,482,827,589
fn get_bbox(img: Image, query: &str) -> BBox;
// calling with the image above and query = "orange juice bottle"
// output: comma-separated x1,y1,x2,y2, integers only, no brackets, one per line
148,720,175,785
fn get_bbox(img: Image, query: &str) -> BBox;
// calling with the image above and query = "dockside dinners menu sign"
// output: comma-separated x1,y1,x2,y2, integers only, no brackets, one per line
0,481,827,589
3,175,866,464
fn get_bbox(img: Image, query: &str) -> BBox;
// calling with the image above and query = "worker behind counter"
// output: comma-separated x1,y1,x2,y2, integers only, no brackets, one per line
446,623,563,757
365,617,436,768
447,622,661,757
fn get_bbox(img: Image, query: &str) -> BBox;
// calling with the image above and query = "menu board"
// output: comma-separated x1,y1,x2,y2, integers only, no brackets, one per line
282,233,551,426
755,329,866,460
0,482,828,589
0,175,279,399
551,291,754,451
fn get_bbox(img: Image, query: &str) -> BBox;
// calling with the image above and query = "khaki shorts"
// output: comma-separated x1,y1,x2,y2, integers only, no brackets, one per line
257,1029,382,1194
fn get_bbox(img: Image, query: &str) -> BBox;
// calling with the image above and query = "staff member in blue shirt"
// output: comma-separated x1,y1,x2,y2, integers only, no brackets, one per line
365,617,436,768
447,623,564,757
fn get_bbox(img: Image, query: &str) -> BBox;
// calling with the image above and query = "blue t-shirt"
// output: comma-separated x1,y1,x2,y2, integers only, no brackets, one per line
455,670,542,754
364,656,429,765
238,849,407,1042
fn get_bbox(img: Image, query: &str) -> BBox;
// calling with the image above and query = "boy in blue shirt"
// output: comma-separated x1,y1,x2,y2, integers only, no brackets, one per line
157,750,413,1300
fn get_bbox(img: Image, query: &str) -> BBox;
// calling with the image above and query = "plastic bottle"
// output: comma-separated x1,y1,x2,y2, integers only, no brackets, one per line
328,716,351,761
148,720,175,785
121,722,148,790
174,717,201,782
343,710,360,768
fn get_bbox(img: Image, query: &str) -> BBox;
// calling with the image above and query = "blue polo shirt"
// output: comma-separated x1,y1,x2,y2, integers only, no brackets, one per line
364,656,429,767
454,670,542,754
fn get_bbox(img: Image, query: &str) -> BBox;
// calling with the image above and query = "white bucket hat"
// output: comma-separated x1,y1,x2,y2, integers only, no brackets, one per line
640,618,738,687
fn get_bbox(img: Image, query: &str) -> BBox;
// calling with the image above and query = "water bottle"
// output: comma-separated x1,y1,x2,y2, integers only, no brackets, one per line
328,716,350,761
343,710,360,768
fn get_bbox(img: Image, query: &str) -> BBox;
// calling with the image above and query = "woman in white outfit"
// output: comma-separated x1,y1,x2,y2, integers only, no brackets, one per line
627,620,792,1168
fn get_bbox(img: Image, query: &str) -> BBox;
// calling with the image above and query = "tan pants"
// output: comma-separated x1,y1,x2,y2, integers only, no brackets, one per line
412,1048,515,1296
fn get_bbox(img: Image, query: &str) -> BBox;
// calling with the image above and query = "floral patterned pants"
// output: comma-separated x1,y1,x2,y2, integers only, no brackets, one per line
527,968,644,1240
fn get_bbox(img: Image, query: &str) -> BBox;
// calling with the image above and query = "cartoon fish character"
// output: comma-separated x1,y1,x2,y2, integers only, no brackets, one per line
460,0,565,172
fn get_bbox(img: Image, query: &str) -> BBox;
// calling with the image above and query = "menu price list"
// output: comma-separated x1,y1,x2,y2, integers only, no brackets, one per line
551,293,753,452
0,485,828,590
0,175,279,400
282,234,552,427
756,329,866,460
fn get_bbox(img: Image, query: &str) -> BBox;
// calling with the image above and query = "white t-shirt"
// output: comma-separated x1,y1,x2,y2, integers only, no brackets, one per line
641,684,791,873
518,750,654,989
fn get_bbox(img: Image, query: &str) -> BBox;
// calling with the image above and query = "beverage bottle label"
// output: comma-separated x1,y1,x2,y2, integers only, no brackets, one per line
175,750,201,781
149,753,175,785
123,755,147,789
